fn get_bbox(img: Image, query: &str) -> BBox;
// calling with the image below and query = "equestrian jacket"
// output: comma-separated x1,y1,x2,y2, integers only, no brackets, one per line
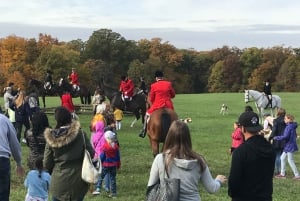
147,79,175,114
69,72,79,85
119,79,134,97
61,93,74,113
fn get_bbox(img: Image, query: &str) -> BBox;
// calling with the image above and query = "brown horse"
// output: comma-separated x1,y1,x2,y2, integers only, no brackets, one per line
147,108,178,157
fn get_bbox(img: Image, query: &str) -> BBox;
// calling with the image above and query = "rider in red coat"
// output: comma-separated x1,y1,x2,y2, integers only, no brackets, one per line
119,75,135,110
139,70,176,138
68,68,79,92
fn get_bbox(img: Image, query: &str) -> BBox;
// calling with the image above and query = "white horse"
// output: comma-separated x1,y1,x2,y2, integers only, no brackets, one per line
244,89,281,121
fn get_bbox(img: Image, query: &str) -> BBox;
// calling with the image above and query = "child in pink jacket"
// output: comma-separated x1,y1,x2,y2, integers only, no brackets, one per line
91,121,105,159
230,122,244,154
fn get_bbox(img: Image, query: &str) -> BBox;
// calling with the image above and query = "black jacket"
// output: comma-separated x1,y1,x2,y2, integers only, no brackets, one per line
228,135,275,201
263,83,272,95
270,115,286,150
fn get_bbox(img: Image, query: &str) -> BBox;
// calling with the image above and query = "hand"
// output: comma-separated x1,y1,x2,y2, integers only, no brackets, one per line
216,175,227,184
16,165,25,177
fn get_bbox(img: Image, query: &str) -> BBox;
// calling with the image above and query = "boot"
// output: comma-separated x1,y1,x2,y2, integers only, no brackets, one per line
139,114,149,138
124,98,130,111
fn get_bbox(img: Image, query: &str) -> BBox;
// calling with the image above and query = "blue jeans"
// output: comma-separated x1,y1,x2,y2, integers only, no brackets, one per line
0,157,10,201
97,167,117,196
15,121,30,142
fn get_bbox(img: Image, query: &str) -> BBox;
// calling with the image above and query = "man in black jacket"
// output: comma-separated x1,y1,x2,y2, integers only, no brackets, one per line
228,111,276,201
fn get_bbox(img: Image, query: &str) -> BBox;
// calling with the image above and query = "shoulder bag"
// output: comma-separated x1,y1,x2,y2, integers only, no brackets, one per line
81,130,101,184
145,154,180,201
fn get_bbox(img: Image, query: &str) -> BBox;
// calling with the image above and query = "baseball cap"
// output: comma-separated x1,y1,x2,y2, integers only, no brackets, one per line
238,111,263,132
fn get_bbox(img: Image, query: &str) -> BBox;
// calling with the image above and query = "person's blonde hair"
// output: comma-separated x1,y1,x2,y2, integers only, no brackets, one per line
14,90,26,108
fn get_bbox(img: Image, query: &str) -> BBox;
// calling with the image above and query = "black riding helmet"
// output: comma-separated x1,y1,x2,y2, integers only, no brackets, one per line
154,70,164,78
121,75,127,81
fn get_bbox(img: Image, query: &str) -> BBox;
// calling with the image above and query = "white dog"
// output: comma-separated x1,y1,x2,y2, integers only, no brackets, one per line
220,104,228,115
180,117,192,124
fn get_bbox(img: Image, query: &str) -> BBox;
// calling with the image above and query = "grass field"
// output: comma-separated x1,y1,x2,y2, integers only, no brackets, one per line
2,92,300,201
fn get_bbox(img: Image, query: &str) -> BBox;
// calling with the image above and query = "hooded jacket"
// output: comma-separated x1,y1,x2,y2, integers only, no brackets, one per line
228,135,275,201
43,120,94,201
91,121,105,159
147,153,221,201
275,122,298,153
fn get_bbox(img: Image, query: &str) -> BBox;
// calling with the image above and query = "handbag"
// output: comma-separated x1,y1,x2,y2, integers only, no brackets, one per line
145,155,180,201
81,130,101,184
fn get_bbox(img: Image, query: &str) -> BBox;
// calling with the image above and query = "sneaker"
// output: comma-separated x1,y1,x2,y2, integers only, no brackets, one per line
293,176,300,180
275,174,286,179
21,138,27,143
92,188,100,195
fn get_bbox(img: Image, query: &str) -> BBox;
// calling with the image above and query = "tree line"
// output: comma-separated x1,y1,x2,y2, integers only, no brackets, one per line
1,28,300,94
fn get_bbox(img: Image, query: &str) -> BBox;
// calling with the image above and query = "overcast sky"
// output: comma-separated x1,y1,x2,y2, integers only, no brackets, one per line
1,0,300,50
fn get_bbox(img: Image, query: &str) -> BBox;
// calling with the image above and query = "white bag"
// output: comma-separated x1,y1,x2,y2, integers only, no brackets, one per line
81,131,101,184
81,149,99,184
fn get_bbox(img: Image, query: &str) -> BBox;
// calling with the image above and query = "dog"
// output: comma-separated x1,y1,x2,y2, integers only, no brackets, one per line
180,117,192,124
220,104,228,115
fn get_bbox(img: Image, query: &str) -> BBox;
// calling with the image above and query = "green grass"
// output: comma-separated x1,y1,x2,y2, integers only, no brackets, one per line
3,92,300,201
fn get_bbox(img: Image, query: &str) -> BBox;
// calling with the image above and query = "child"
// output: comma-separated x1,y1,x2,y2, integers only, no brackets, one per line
24,156,51,201
230,122,244,154
274,114,300,179
113,108,123,130
97,130,121,198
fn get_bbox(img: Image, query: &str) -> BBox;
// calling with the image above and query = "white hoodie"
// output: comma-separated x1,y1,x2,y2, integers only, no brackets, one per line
147,153,221,201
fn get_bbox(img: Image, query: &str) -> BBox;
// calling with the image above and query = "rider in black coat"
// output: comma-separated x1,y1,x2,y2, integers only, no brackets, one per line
263,79,272,108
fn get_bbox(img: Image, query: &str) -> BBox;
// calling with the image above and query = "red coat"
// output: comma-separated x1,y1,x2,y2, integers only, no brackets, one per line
61,93,75,112
147,79,175,114
69,72,79,85
119,79,134,97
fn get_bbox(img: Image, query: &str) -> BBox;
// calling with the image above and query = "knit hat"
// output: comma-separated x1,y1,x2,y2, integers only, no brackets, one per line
104,130,116,141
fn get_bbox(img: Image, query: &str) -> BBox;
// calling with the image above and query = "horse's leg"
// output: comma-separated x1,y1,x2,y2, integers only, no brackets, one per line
130,118,137,127
150,140,159,157
42,96,46,108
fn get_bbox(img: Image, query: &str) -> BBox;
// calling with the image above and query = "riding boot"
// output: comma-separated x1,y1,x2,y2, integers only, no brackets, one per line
139,114,149,138
124,98,129,111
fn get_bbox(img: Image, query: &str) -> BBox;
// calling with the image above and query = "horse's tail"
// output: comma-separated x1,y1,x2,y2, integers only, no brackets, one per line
160,109,171,141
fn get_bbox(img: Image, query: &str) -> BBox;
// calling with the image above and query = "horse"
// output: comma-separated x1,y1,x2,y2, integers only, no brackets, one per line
244,89,281,121
99,79,147,127
58,78,92,109
147,108,178,157
29,78,62,108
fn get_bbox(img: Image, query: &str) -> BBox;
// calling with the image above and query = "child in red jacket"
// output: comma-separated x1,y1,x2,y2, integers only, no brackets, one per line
97,131,120,198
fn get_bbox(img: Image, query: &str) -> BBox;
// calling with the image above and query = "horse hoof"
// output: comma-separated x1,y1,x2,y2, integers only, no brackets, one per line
139,133,145,138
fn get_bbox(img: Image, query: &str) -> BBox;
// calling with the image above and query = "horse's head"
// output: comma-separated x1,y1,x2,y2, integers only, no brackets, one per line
244,90,250,103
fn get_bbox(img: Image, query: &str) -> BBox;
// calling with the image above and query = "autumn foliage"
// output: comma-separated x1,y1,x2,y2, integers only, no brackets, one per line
1,30,300,95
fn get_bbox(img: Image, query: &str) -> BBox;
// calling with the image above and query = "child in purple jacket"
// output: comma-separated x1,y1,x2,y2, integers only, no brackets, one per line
274,114,300,179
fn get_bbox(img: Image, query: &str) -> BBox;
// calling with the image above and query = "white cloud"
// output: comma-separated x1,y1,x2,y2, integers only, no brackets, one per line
1,0,300,50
